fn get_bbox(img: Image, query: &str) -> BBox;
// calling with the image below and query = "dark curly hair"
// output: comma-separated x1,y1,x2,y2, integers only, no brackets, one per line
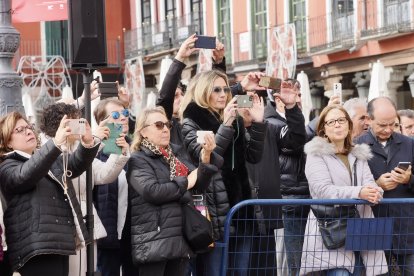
39,103,81,137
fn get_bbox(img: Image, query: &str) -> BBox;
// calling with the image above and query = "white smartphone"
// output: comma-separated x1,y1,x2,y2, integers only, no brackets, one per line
67,118,87,135
333,83,342,104
196,130,213,144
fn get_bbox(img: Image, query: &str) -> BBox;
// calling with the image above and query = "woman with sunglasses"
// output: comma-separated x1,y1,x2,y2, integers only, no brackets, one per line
0,111,99,275
179,70,266,276
38,103,130,276
127,106,220,276
93,98,139,276
301,105,387,275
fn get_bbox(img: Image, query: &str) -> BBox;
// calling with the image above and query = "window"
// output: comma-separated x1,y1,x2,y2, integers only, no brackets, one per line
217,0,231,63
252,0,267,58
141,0,152,49
290,0,306,51
141,0,151,24
191,0,203,34
45,21,68,60
332,0,354,40
384,0,410,27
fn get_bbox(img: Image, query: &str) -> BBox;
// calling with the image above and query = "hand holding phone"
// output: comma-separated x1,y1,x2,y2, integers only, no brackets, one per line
397,162,411,171
196,130,213,144
333,83,342,104
103,123,123,155
67,119,87,135
194,35,216,49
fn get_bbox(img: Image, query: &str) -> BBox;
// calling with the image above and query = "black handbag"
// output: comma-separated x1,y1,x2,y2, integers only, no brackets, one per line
182,202,214,253
310,161,359,250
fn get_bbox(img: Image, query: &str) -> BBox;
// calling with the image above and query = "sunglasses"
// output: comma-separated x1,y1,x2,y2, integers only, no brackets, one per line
212,86,231,94
281,79,301,90
111,109,129,119
144,121,172,130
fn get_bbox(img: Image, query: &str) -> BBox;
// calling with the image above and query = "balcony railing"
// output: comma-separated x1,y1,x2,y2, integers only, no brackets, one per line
308,11,354,54
124,11,203,59
13,39,122,69
361,0,413,38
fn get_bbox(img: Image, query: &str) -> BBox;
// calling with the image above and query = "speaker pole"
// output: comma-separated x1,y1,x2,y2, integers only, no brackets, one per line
82,68,100,276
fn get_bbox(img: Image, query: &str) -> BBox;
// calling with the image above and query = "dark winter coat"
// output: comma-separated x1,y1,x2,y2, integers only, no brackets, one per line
0,139,98,271
354,130,414,253
182,102,266,239
246,103,307,232
263,103,309,196
127,144,219,264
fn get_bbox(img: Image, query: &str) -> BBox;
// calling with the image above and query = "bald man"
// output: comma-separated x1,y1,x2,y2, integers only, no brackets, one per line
355,97,414,275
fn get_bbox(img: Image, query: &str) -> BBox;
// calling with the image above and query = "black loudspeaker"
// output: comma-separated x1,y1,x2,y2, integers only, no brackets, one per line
68,0,107,68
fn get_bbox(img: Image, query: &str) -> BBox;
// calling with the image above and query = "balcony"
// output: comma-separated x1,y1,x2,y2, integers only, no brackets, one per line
13,39,122,69
124,11,203,59
361,0,414,39
308,11,355,55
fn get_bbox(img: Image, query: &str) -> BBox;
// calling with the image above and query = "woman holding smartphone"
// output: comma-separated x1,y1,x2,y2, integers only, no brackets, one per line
179,70,267,275
0,111,98,275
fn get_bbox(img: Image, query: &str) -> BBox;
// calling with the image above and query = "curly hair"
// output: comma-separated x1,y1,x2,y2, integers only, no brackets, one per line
39,103,81,137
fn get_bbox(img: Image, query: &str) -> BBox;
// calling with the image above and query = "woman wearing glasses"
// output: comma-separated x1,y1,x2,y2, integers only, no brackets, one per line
0,111,99,275
38,103,130,276
179,70,266,275
127,107,220,276
301,105,387,275
93,98,139,276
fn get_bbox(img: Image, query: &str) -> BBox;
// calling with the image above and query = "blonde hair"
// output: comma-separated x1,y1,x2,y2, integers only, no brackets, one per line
131,106,167,152
179,70,231,121
0,112,38,159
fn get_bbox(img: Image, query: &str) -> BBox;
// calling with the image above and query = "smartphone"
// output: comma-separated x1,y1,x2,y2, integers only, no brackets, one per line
333,83,342,104
67,119,86,135
397,162,411,170
103,123,123,155
194,35,216,49
259,76,282,90
98,82,118,99
196,130,213,144
237,95,253,108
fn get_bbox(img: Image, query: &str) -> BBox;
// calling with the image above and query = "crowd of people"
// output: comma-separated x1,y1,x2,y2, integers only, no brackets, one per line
0,34,413,276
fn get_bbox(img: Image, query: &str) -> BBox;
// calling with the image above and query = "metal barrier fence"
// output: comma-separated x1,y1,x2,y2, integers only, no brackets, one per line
220,198,414,276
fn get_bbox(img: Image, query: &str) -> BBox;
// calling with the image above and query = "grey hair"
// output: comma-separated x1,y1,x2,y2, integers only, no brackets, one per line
343,98,367,119
398,109,414,119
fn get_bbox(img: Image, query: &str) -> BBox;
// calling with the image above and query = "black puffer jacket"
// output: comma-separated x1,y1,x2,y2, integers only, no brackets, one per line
182,102,266,240
0,139,98,271
264,105,310,196
127,144,218,264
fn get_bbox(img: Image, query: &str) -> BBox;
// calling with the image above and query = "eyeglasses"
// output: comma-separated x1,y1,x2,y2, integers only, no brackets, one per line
110,109,129,119
143,121,172,130
212,86,231,94
281,79,301,90
324,117,348,127
14,124,35,135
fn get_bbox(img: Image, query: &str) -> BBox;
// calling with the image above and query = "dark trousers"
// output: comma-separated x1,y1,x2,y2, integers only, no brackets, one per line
139,258,189,276
0,251,12,276
97,248,139,276
18,254,69,276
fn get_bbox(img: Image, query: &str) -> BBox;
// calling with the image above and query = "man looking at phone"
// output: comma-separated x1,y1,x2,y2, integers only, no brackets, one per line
354,96,414,275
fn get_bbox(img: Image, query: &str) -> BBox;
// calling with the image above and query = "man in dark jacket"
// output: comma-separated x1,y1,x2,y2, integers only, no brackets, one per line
241,79,306,275
354,97,414,275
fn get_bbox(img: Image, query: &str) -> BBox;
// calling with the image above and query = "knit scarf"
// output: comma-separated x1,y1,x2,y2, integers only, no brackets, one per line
141,138,189,180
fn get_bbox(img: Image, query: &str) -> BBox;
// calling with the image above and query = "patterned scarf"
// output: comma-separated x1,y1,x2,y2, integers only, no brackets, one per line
141,138,189,180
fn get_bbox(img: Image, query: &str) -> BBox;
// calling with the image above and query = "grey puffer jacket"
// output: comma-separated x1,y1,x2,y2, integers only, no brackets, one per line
127,144,219,264
0,139,98,271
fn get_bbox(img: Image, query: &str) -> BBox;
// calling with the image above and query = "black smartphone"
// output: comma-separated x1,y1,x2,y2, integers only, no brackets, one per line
398,162,411,170
195,35,216,49
237,95,253,108
98,82,118,99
